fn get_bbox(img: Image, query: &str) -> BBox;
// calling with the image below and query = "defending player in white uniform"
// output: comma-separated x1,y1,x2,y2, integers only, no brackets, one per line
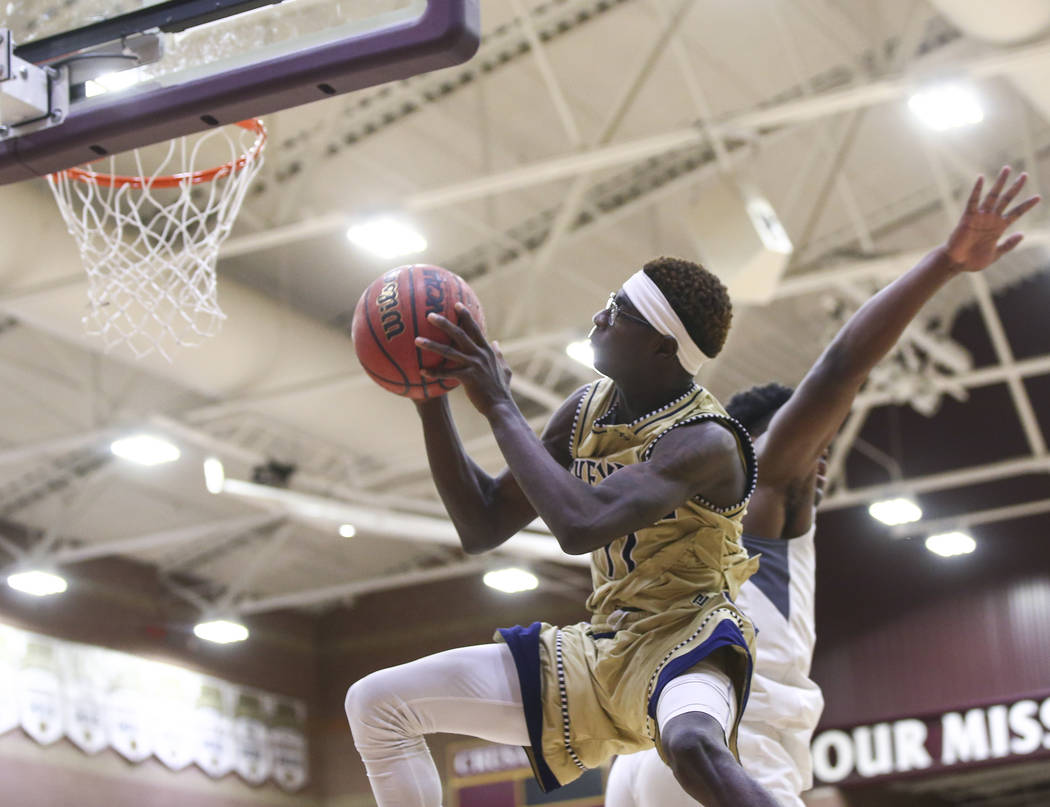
603,169,1040,806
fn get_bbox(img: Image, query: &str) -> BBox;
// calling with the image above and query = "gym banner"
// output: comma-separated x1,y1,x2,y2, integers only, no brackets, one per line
448,741,604,806
811,691,1050,786
0,622,309,791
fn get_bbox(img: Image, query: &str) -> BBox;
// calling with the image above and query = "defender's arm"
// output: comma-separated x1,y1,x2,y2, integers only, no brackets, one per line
757,168,1039,489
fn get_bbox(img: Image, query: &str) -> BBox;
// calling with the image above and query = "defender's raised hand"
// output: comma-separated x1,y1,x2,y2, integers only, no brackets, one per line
416,302,514,417
946,167,1041,272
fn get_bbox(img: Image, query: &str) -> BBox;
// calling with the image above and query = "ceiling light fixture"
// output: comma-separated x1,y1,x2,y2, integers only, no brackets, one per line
346,216,427,260
203,457,225,494
338,523,357,538
483,567,539,594
7,569,68,597
925,531,976,558
193,618,249,644
565,340,595,370
110,434,181,466
868,497,922,526
908,84,984,131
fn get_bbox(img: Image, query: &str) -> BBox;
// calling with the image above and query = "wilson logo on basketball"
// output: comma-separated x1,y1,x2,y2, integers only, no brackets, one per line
422,267,446,317
376,278,405,340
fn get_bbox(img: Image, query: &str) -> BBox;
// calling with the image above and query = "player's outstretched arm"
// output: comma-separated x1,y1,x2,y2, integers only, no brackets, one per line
413,385,582,554
756,167,1040,489
417,309,746,554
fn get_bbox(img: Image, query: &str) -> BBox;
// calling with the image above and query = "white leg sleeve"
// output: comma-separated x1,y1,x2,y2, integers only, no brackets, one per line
345,643,529,807
605,752,644,807
655,659,737,740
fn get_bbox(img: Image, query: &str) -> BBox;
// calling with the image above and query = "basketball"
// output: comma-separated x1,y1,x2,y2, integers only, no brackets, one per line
351,264,486,399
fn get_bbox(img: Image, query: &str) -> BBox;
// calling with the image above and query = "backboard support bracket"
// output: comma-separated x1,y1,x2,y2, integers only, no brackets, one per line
0,30,69,140
0,0,481,186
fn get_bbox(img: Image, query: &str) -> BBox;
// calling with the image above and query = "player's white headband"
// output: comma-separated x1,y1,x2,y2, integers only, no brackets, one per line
621,270,709,376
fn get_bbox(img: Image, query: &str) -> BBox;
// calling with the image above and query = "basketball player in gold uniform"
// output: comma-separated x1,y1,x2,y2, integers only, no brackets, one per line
345,168,1036,807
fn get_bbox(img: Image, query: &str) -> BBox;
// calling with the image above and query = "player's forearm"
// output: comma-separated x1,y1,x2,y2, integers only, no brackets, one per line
486,400,616,554
823,245,960,382
415,398,512,552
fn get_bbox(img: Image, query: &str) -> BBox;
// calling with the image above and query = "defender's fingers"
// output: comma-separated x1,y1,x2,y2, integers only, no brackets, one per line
995,173,1028,215
1005,195,1041,222
980,166,1011,212
995,232,1024,258
964,175,983,215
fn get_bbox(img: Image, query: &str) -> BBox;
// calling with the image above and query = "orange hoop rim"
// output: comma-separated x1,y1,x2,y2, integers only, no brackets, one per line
55,119,267,189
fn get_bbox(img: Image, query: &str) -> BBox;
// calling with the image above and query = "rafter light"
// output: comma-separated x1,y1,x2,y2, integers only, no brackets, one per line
346,216,426,260
7,569,68,597
566,339,595,370
483,567,538,594
868,497,922,526
925,531,976,557
111,434,180,466
908,84,983,131
193,618,249,644
203,457,225,494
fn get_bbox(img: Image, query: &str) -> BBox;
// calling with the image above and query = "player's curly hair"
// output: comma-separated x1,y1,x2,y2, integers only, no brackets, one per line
725,382,794,433
643,257,732,358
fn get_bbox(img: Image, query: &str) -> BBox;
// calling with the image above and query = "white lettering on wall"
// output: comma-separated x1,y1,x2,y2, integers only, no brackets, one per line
812,695,1050,784
987,705,1010,759
942,709,990,765
1008,701,1042,755
854,724,893,777
1040,698,1050,749
811,729,854,783
892,719,932,772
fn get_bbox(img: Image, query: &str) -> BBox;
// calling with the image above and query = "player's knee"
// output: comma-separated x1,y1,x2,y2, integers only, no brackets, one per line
345,670,400,738
661,712,735,787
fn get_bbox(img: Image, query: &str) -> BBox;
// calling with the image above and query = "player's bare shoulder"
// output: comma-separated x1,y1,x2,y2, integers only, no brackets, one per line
648,418,750,509
540,383,591,469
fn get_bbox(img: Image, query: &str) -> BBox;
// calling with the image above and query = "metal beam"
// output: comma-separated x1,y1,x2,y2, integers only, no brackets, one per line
891,498,1050,538
854,352,1050,408
215,521,293,610
51,512,283,563
509,0,581,148
0,428,114,466
821,455,1050,511
218,477,590,568
968,273,1048,456
772,230,1050,300
237,559,490,615
215,37,1050,260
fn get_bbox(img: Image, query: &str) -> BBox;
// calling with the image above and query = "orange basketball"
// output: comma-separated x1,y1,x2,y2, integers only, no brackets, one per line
351,264,486,399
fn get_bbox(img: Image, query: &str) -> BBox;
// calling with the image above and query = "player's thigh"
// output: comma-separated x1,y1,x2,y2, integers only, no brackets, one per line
606,749,702,807
345,643,527,745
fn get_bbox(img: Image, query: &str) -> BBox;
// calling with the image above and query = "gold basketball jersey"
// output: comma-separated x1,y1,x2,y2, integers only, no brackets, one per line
570,378,758,624
496,378,761,791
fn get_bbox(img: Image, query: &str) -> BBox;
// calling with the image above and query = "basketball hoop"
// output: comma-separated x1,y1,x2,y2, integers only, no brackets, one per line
46,119,267,360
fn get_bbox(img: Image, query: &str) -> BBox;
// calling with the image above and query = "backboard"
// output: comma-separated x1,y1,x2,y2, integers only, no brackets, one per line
0,0,479,185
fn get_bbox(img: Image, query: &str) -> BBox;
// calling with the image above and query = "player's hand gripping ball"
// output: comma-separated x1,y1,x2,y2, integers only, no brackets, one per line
352,264,486,399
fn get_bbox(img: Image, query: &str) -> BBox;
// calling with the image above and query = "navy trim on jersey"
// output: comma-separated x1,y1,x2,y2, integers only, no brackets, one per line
646,619,753,723
741,533,792,620
622,533,637,573
498,623,562,792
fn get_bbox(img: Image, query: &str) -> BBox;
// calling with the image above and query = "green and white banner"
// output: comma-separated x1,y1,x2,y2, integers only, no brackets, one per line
0,622,308,791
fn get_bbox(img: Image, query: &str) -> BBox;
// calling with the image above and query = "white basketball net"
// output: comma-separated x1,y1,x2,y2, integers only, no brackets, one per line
46,120,266,361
